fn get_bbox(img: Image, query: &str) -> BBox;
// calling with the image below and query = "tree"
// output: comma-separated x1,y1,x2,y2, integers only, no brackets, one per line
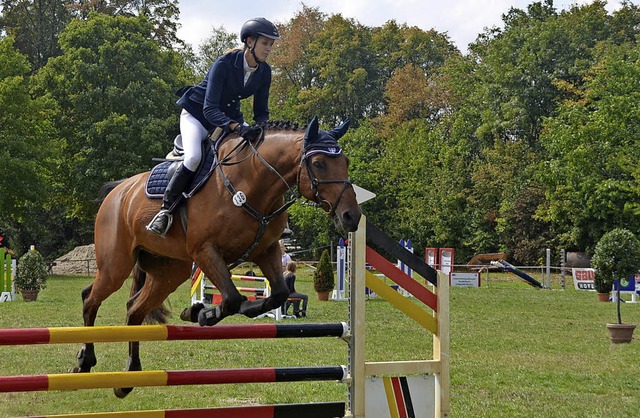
67,0,182,48
0,0,72,71
30,13,189,219
297,14,377,125
194,25,237,77
539,40,640,251
0,37,58,227
268,4,326,121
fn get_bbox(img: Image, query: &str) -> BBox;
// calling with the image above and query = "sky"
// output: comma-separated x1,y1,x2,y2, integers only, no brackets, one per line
176,0,625,54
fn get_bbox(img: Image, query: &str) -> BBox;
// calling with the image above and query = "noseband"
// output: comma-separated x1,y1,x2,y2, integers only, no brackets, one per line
298,150,353,217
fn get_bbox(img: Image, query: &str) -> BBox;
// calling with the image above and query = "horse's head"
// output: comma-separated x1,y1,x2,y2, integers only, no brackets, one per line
298,116,362,232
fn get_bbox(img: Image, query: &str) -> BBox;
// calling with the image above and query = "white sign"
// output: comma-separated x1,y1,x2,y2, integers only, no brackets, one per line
572,268,595,291
440,249,453,275
352,184,376,204
451,272,480,287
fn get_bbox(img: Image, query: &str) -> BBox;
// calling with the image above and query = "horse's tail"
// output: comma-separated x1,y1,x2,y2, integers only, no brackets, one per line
95,179,125,203
130,263,171,324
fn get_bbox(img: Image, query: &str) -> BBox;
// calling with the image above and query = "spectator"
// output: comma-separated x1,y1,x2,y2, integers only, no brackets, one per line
283,261,308,318
280,241,292,272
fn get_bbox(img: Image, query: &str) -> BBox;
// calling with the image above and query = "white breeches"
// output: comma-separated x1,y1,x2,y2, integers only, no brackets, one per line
180,109,209,172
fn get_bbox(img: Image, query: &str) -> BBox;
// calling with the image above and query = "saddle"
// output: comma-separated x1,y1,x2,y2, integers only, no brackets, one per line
145,128,225,199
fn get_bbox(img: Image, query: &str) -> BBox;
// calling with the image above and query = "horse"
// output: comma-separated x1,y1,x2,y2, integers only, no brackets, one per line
72,116,362,398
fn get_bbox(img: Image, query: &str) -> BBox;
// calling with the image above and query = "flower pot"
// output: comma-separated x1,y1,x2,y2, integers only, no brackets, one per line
21,289,39,302
606,323,636,344
316,291,330,301
597,292,610,302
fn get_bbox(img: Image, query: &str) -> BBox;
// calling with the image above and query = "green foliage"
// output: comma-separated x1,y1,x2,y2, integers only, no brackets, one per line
0,37,59,224
593,270,613,294
591,228,640,324
313,249,334,292
591,228,640,284
195,26,238,77
3,0,640,265
0,0,71,71
538,40,640,250
30,13,190,219
14,247,48,291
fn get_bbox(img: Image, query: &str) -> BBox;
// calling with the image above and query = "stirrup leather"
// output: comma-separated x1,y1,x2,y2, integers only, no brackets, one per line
146,210,174,236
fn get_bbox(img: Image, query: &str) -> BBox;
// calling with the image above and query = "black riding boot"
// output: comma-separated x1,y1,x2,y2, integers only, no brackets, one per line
146,164,195,236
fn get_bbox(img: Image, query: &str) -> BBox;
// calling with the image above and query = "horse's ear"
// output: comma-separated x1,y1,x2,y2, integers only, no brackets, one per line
305,115,319,143
329,118,350,140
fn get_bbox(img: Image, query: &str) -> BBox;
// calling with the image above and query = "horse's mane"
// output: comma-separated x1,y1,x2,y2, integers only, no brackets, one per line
262,120,303,132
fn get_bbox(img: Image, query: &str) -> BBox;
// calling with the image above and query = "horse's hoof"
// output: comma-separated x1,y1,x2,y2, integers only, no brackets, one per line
198,305,223,326
180,302,205,322
114,387,133,398
69,366,81,373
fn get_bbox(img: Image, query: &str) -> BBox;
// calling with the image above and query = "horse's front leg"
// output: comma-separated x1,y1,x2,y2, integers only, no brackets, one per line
239,243,289,318
193,247,244,326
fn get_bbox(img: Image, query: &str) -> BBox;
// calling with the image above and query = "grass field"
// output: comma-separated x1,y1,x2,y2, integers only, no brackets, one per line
0,268,639,417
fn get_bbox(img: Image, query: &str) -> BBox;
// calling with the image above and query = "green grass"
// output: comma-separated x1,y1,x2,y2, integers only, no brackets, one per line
0,268,639,417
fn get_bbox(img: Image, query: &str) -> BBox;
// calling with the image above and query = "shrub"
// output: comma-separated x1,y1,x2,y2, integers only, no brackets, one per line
313,249,335,293
15,247,48,291
591,228,640,324
593,270,613,294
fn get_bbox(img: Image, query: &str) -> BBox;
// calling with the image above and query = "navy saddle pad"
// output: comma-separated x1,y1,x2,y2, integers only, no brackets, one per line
145,141,217,199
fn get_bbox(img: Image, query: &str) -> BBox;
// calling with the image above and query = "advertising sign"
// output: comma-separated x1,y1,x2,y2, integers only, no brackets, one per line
571,268,595,291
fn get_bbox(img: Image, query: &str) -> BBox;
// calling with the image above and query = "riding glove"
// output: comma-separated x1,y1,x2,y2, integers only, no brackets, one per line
235,124,261,142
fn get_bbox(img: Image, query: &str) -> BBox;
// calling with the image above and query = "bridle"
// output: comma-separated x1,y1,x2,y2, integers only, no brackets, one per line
214,131,352,267
297,150,353,217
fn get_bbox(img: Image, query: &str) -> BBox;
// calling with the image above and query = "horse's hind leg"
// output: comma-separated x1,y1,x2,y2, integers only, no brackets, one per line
72,259,134,373
72,283,98,372
114,255,190,398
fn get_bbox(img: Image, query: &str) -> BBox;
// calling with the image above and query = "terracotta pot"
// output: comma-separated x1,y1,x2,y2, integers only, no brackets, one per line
21,289,39,302
597,292,610,302
606,323,636,344
316,291,330,301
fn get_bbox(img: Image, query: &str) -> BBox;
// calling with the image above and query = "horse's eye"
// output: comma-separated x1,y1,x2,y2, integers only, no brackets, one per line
312,160,325,170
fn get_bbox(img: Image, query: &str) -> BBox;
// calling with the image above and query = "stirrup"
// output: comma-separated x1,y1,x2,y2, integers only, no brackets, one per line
146,210,173,236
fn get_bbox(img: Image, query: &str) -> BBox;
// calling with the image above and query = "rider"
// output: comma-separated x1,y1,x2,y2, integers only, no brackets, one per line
147,17,284,236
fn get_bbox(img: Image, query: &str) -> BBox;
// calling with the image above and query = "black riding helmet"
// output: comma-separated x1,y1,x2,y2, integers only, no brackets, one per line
241,18,281,64
240,17,282,43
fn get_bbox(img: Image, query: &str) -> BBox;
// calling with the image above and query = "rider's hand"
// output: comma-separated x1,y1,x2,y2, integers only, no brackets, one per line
235,124,261,142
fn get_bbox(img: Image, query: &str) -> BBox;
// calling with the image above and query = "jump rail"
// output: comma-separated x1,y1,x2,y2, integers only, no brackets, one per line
0,322,349,345
1,366,348,393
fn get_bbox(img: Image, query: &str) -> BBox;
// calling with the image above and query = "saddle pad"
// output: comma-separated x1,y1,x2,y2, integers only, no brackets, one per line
145,141,218,199
146,161,173,198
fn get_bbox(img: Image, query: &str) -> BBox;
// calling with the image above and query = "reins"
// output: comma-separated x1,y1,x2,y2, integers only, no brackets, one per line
215,129,299,269
215,128,353,269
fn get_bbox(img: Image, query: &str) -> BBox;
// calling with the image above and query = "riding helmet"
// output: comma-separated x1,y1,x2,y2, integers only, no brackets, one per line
240,18,282,42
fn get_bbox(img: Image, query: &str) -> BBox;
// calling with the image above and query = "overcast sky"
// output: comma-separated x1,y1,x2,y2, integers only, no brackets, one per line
176,0,624,54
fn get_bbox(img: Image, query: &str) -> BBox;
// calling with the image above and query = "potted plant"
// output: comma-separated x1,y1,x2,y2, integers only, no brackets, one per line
15,246,48,302
313,249,335,301
591,228,640,343
593,270,612,302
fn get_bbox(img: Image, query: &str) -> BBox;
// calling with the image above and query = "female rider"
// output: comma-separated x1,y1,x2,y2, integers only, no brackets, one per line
147,17,282,236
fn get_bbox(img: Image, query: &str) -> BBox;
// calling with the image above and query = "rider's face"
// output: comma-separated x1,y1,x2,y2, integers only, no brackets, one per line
248,36,275,62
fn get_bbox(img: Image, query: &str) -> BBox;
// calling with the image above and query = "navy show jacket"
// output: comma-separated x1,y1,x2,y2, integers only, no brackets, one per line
176,49,271,131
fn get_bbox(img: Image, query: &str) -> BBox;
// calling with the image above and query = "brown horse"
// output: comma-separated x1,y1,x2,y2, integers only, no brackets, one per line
73,116,361,397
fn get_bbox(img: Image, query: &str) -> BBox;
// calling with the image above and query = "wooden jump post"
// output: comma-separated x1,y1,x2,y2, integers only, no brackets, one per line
346,214,450,418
